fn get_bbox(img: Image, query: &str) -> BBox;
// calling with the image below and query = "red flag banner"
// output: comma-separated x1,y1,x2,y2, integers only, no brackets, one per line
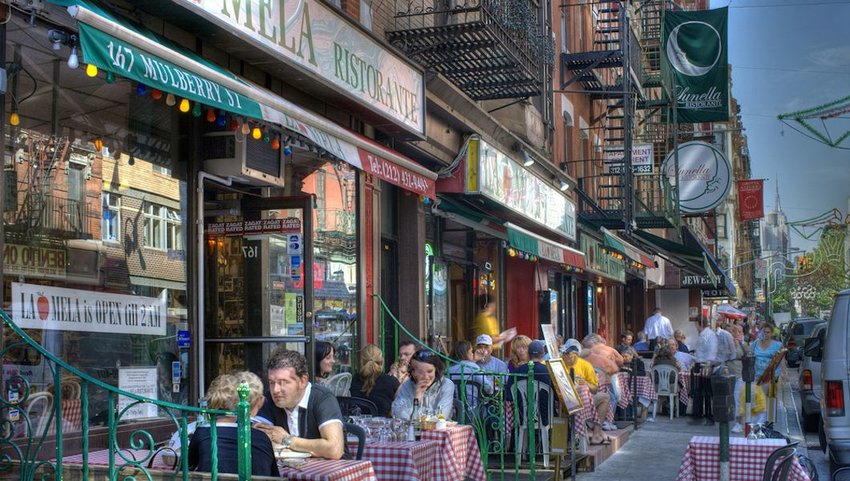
737,179,764,221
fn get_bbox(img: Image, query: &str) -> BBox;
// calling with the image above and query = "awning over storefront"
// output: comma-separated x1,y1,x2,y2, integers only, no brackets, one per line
56,1,437,198
506,223,586,270
600,227,656,268
632,228,735,298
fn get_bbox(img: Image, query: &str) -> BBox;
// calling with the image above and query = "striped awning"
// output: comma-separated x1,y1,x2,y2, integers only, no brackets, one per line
506,223,585,270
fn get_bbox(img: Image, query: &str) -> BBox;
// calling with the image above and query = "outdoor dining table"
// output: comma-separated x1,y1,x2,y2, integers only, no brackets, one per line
420,423,487,481
62,447,380,481
616,371,692,412
346,439,439,481
676,436,811,481
278,459,378,481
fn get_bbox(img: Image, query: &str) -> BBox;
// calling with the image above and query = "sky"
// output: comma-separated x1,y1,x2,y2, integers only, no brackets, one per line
709,0,850,251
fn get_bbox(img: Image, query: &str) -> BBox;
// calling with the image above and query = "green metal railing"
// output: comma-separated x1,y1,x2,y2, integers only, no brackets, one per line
376,295,548,480
0,310,252,481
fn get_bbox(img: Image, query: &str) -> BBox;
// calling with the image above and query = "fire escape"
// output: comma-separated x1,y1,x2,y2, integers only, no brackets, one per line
386,0,552,101
6,133,95,244
561,0,678,231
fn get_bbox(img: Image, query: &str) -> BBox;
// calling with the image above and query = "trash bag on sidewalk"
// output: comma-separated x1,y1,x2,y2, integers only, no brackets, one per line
738,383,767,416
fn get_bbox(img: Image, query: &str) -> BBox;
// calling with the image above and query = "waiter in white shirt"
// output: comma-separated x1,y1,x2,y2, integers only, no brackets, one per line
690,318,719,425
643,308,674,351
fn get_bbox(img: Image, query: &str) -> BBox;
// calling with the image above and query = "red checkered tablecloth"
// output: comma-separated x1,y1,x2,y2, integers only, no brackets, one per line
571,384,597,439
62,448,174,469
679,372,692,408
347,440,438,481
421,424,486,481
617,373,691,410
280,459,378,481
676,436,810,481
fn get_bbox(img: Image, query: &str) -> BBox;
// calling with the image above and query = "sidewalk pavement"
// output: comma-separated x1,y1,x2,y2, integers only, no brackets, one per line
574,381,804,481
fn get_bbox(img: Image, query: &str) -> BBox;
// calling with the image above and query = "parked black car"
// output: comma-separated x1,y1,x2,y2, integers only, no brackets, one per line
783,317,825,367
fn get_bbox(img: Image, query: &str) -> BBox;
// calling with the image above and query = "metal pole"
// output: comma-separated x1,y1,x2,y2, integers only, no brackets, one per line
570,367,576,481
719,419,730,481
745,382,751,435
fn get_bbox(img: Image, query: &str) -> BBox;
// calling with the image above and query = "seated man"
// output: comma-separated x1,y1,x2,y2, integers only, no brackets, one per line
632,331,651,352
448,340,494,408
670,337,696,372
475,334,509,388
255,349,345,460
581,334,624,376
561,339,616,433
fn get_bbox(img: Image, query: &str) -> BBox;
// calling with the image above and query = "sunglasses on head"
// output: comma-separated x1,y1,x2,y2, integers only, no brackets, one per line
414,350,435,361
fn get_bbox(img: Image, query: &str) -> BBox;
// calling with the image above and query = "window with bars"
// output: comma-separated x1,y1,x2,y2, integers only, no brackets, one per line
102,193,121,242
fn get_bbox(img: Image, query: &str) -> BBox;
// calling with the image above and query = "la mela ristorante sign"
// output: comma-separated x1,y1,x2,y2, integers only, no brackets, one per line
11,283,167,336
174,0,425,135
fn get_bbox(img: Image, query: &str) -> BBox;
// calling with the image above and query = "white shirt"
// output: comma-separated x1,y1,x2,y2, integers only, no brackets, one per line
674,351,697,371
644,313,674,340
694,327,719,364
283,382,313,437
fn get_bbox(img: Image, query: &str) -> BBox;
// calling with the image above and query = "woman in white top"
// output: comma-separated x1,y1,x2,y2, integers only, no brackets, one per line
392,350,455,420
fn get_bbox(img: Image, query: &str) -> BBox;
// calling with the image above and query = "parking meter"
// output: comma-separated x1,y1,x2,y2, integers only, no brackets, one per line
711,374,737,423
742,352,756,384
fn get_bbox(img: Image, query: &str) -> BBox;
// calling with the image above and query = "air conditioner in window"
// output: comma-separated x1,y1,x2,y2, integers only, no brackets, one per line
202,132,285,187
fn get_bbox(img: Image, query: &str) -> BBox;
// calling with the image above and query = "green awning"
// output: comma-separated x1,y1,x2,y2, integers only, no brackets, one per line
506,223,586,269
50,1,438,198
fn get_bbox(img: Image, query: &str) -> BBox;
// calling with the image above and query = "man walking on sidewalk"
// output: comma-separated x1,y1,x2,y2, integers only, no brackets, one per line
643,308,673,351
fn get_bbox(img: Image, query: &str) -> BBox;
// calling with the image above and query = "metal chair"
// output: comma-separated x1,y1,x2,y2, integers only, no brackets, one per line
324,373,352,397
515,380,554,468
762,443,798,481
337,396,378,417
651,364,680,419
343,422,366,460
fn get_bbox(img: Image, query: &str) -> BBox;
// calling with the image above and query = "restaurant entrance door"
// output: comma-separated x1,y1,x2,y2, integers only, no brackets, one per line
202,194,315,389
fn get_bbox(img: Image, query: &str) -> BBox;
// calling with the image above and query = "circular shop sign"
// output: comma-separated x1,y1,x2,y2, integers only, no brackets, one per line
661,141,732,214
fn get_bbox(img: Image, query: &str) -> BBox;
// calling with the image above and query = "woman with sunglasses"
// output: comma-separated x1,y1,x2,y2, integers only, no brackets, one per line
391,349,455,420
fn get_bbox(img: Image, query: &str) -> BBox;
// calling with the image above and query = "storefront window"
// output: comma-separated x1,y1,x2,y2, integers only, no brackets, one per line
301,162,358,373
2,12,187,439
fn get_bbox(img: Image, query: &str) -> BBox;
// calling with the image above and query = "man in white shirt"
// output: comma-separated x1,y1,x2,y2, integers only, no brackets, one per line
669,337,696,372
643,308,674,351
691,319,718,425
255,349,345,459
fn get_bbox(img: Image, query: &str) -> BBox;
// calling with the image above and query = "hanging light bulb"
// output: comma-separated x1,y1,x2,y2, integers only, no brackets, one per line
283,144,292,156
165,93,176,106
271,136,280,150
136,83,147,96
179,98,191,113
151,89,163,101
263,128,271,143
9,112,20,126
94,139,103,151
230,118,239,132
85,63,98,77
105,71,115,84
192,102,202,117
241,121,251,136
251,126,262,140
216,111,227,128
67,46,79,69
206,108,217,123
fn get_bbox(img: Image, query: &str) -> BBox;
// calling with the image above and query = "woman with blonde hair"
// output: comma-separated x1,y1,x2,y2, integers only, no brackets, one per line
508,335,532,372
187,371,279,477
349,344,400,416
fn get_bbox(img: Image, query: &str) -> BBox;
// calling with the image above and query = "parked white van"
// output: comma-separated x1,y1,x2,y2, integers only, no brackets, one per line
820,288,850,474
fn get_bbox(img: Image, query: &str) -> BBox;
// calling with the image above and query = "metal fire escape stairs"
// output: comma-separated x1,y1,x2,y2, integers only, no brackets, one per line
561,1,638,232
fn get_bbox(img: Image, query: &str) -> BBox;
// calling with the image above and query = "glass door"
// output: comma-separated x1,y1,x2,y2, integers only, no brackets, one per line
203,195,315,385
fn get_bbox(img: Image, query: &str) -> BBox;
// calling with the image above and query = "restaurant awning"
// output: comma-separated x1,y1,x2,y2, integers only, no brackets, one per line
506,223,586,271
54,1,437,198
600,227,656,268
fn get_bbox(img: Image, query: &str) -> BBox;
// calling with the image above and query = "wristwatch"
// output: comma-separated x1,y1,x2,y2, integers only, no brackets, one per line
281,434,293,449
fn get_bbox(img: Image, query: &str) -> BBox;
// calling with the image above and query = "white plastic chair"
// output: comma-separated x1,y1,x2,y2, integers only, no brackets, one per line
25,391,54,438
515,381,554,468
324,373,352,397
651,365,680,420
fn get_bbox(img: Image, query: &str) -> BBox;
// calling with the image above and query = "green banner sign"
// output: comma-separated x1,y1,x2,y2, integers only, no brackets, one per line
663,7,729,122
78,23,263,119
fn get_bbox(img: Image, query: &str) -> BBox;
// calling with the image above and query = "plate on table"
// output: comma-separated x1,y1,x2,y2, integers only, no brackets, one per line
274,448,311,460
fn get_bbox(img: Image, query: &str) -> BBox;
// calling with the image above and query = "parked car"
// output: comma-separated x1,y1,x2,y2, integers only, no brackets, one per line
819,288,850,475
799,322,827,431
783,317,824,367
